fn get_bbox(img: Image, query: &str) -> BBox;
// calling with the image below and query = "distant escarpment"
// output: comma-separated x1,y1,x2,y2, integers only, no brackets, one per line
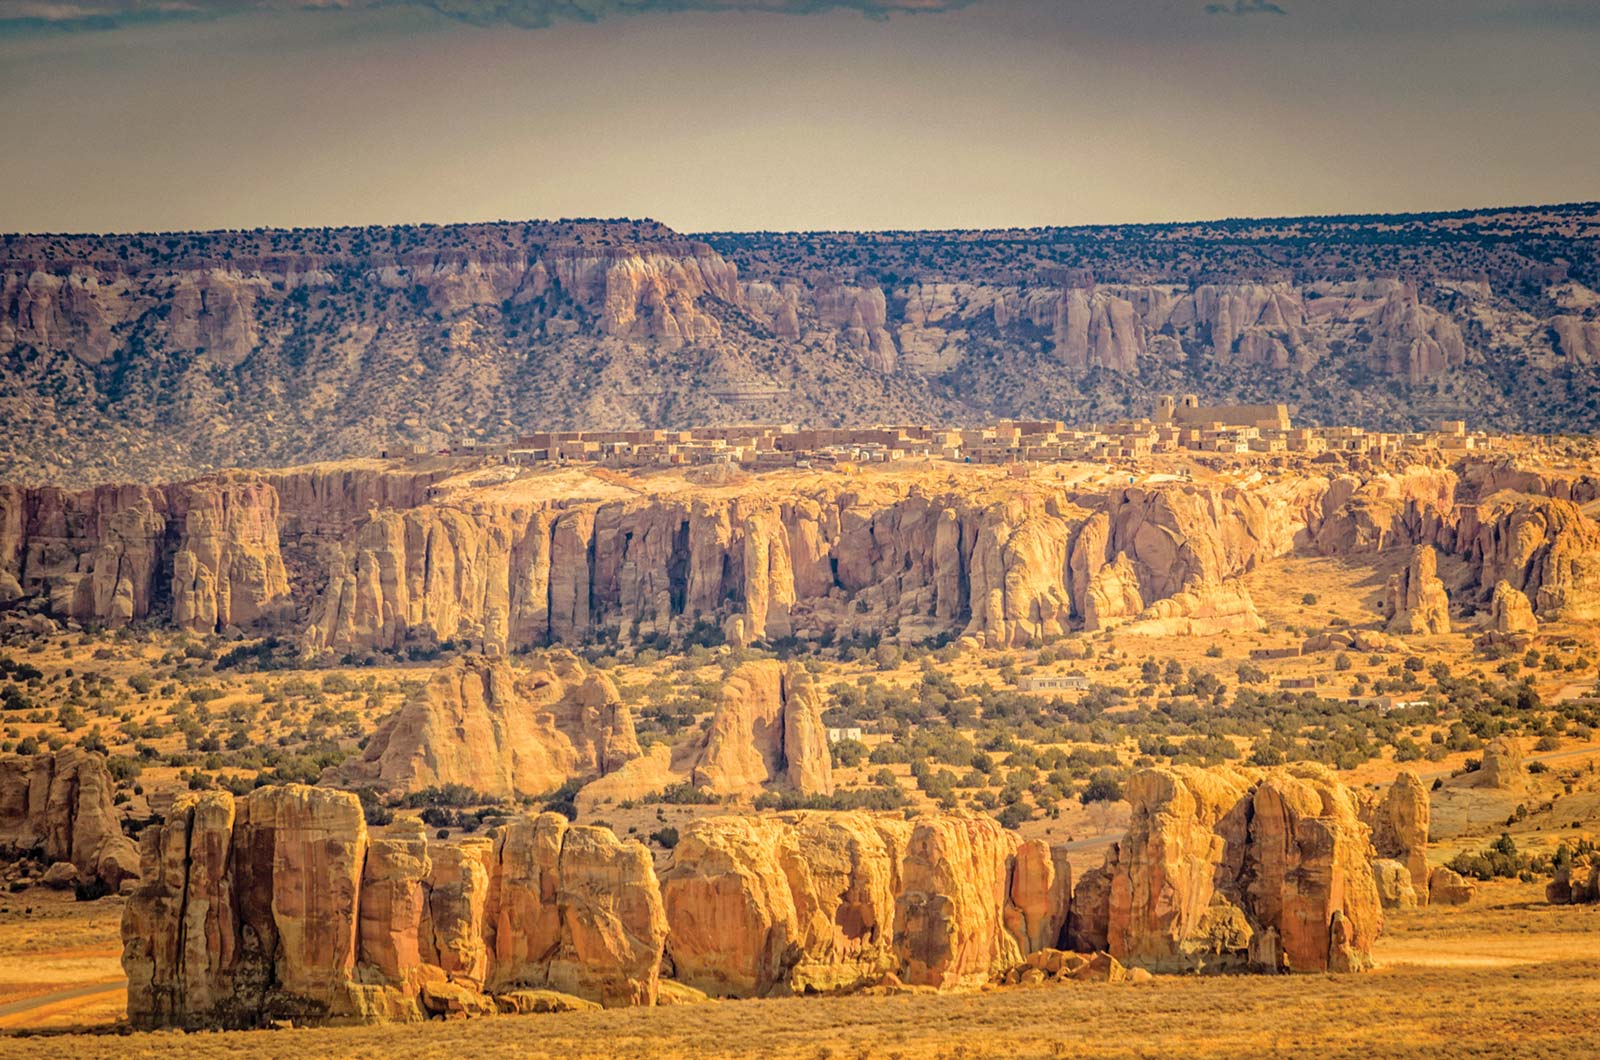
4,204,1600,484
4,455,1600,651
123,765,1417,1027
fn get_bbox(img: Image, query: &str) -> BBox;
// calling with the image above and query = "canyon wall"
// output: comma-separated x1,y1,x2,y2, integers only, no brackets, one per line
5,457,1599,646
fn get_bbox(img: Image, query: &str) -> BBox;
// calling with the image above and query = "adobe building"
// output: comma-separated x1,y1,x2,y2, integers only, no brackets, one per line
1154,394,1291,431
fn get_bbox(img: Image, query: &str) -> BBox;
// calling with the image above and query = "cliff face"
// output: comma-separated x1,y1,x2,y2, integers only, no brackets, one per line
1075,765,1388,974
6,457,1600,648
125,767,1402,1027
5,206,1600,485
0,749,141,890
122,790,666,1028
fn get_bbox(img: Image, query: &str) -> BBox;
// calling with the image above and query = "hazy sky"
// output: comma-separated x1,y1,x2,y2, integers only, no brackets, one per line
2,0,1597,233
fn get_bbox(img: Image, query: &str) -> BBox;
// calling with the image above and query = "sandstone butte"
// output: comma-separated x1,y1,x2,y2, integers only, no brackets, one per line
3,456,1599,655
120,765,1428,1028
0,748,141,891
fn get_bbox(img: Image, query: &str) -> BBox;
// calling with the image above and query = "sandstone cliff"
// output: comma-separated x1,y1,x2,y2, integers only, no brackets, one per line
683,660,833,797
123,787,665,1028
124,764,1409,1028
0,749,139,890
1073,764,1385,974
7,456,1600,652
325,653,641,799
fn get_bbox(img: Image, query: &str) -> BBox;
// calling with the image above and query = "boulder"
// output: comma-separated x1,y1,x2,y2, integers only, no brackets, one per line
1428,865,1476,906
1371,858,1420,911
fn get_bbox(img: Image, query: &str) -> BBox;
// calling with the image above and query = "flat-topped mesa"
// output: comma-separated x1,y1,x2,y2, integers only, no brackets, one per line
0,748,140,891
122,787,666,1029
7,457,1600,651
323,652,641,800
682,659,833,797
1070,764,1388,974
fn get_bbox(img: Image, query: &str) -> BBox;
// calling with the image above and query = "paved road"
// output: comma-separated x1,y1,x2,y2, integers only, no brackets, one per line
0,981,123,1026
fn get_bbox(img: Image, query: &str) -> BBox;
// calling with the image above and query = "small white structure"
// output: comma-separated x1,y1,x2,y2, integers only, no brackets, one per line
826,726,863,744
1017,673,1089,693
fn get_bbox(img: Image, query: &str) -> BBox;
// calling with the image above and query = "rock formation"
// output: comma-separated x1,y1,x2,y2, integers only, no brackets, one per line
123,787,666,1028
6,454,1600,658
326,652,641,799
658,811,1066,997
1546,857,1600,905
0,749,139,891
683,660,833,797
1473,736,1525,792
1489,580,1539,633
1387,545,1451,635
124,761,1411,1029
1427,865,1476,906
1081,764,1383,974
1359,770,1431,904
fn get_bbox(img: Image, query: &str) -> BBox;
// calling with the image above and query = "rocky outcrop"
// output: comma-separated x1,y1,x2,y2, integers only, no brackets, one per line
1359,771,1431,904
1084,764,1383,974
684,660,833,797
1489,580,1538,633
1121,578,1264,637
1451,493,1600,622
0,749,139,891
122,787,667,1028
325,653,640,799
1386,545,1451,635
1546,857,1600,905
0,475,291,633
659,811,1068,997
1473,736,1525,792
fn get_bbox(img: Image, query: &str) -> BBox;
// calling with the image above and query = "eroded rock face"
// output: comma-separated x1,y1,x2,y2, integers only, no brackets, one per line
1387,545,1451,635
1475,736,1525,792
1084,764,1383,974
0,749,139,890
325,653,640,799
0,475,291,633
684,660,833,797
122,789,667,1029
659,811,1068,998
1489,580,1539,633
1360,771,1431,903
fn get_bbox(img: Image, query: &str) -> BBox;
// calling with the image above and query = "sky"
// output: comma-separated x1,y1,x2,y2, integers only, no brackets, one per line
1,0,1597,234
